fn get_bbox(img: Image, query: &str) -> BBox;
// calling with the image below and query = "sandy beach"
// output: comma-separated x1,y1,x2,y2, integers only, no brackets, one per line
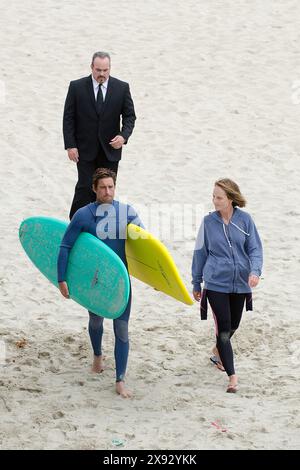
0,0,299,449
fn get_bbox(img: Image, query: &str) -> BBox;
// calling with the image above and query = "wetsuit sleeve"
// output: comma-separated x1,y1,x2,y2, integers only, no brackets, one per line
245,216,263,277
57,210,85,283
192,219,208,292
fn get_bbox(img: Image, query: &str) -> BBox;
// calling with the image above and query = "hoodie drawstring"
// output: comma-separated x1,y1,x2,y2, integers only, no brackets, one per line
223,221,250,247
230,221,250,236
223,224,232,248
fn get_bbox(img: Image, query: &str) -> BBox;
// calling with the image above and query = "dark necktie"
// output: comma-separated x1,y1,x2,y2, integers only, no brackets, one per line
96,84,103,113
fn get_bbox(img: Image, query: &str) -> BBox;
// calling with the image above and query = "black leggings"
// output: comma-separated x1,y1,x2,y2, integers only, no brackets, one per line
206,290,246,376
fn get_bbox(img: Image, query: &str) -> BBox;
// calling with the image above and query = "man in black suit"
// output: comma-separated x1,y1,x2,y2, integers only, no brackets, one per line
63,51,136,219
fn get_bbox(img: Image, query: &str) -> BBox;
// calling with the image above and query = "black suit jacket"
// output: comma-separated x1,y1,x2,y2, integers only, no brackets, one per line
63,75,136,162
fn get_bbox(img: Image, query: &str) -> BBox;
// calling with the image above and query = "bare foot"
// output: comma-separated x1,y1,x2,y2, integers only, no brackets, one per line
116,381,132,398
227,374,238,393
91,355,105,373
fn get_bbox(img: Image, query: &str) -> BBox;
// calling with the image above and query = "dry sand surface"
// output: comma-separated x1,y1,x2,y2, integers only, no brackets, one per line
0,0,299,450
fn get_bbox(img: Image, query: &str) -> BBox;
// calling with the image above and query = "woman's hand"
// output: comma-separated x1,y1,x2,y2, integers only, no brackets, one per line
193,290,202,302
248,274,259,288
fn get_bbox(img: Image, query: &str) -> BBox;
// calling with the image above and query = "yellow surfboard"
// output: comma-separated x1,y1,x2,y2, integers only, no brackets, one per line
126,224,193,305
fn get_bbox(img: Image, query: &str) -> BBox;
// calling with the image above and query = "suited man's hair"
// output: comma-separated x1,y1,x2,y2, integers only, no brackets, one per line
92,51,111,65
92,168,116,188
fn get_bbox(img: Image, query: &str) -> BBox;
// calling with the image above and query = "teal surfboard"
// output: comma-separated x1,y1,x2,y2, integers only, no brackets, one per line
19,216,130,319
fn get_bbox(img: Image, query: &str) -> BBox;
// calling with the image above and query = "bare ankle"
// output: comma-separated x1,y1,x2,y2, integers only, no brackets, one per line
229,374,237,385
116,380,132,398
91,355,104,373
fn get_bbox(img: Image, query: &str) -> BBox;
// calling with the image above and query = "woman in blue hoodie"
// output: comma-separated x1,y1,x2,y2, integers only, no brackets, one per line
192,178,263,393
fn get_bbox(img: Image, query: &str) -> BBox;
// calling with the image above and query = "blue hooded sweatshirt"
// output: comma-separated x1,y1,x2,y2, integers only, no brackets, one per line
192,208,263,294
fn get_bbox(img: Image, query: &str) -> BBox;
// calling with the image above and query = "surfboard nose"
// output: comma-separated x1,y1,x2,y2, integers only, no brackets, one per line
19,220,28,243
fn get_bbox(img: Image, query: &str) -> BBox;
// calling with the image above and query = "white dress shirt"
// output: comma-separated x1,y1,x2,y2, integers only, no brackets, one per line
92,75,108,101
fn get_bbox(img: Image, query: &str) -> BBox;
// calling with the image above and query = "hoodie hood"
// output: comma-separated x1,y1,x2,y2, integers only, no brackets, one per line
210,208,250,236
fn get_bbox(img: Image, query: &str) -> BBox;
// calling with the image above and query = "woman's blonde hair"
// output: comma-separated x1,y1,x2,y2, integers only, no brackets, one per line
215,178,246,207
